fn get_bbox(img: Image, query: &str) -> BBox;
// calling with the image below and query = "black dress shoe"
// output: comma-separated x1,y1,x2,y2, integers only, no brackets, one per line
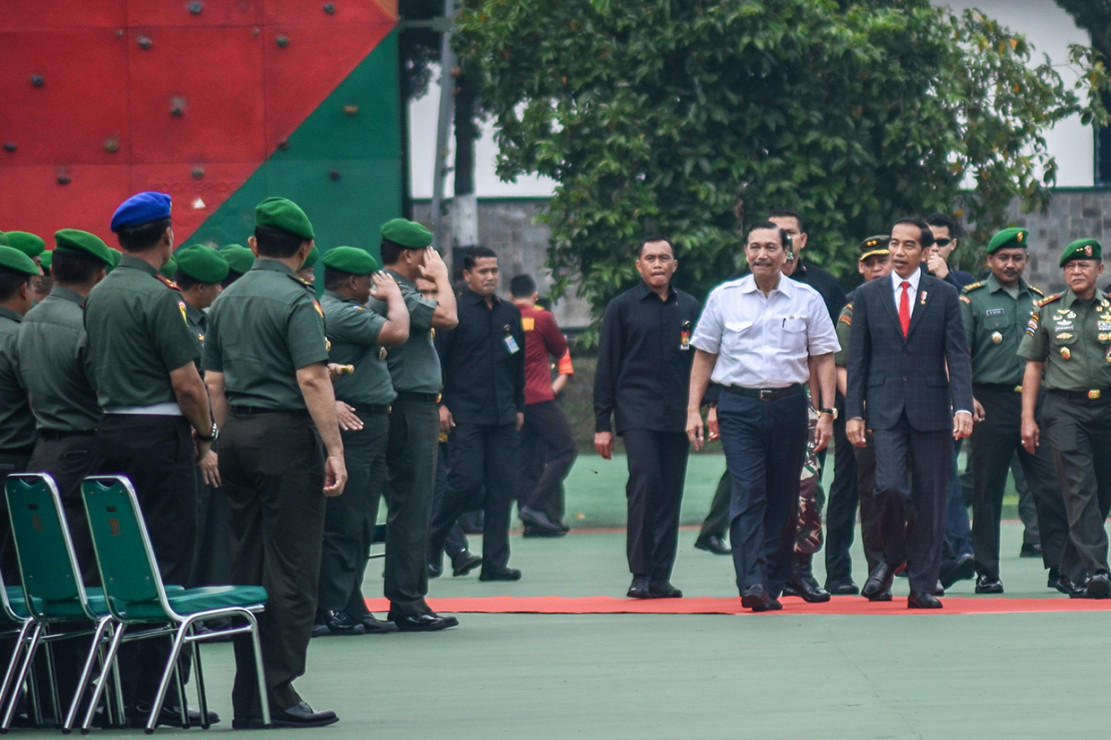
870,588,892,602
428,561,443,578
740,584,771,611
1058,575,1089,598
940,553,976,588
649,581,682,598
975,575,1004,594
390,612,459,631
132,702,220,728
522,524,566,538
908,591,943,609
479,566,522,581
1087,571,1111,599
933,580,945,597
451,550,483,577
785,570,831,603
1019,542,1043,558
519,506,566,535
358,613,399,634
825,580,859,596
627,575,654,599
234,701,338,729
311,610,366,637
694,534,731,555
862,561,905,600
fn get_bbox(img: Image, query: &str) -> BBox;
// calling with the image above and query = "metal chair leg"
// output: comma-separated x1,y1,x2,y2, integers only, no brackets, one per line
79,623,125,735
62,618,114,733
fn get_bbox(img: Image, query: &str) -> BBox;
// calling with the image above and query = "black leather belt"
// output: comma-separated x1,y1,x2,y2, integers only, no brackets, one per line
229,406,309,416
348,403,391,415
37,429,95,441
1048,389,1110,402
726,383,803,401
394,391,441,404
973,383,1023,394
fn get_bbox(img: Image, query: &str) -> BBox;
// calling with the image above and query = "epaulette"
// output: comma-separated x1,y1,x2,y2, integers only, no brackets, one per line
154,274,182,291
1035,292,1062,307
1029,285,1045,296
288,273,313,289
961,281,984,293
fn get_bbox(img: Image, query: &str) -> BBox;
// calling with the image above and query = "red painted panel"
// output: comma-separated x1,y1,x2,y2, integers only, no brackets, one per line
0,166,132,242
0,1,126,32
127,26,266,165
130,162,263,241
262,21,391,153
127,0,264,28
265,0,394,26
0,30,130,166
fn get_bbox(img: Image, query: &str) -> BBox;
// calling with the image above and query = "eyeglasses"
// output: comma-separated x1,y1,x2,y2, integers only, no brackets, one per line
934,238,952,247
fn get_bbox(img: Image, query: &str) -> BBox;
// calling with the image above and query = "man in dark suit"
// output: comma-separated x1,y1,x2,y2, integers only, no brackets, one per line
845,218,974,609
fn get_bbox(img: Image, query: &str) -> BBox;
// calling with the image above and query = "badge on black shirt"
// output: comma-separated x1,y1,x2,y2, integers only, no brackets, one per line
680,321,692,351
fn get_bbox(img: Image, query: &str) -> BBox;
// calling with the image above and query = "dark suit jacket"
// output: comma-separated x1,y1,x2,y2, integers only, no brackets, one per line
845,272,973,432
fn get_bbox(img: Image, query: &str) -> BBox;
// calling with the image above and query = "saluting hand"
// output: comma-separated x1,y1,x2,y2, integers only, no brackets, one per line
370,271,401,300
420,248,449,281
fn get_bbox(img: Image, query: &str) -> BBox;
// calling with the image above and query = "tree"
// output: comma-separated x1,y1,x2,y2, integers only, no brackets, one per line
1054,0,1111,62
456,0,1110,328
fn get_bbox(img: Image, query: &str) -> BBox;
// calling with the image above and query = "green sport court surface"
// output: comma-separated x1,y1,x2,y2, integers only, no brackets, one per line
90,452,1107,739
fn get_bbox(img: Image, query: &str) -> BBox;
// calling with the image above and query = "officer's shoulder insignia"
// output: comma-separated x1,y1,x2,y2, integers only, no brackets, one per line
962,281,984,293
178,300,188,324
959,295,971,304
1035,292,1061,307
1029,285,1045,296
155,274,181,291
287,273,313,289
313,298,324,318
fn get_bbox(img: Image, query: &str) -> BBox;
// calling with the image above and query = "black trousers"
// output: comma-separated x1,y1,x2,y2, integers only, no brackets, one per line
220,411,325,717
95,415,196,706
621,428,689,581
823,399,860,583
698,471,731,541
852,433,884,575
717,390,806,594
26,433,99,583
429,421,518,572
0,447,33,585
970,387,1067,578
383,396,439,617
194,480,230,588
318,410,389,616
1042,392,1111,581
432,443,469,560
517,400,577,525
871,416,951,594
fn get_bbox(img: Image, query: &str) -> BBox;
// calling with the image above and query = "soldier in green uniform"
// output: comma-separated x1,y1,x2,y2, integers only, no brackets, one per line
172,246,232,592
4,232,46,300
205,197,346,727
18,230,113,580
85,191,216,725
0,245,41,582
832,235,890,592
34,249,53,303
962,227,1068,594
370,218,460,631
313,247,409,637
1019,238,1111,599
219,243,255,287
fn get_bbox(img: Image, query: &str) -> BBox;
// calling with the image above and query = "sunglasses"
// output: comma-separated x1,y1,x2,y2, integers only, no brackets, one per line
934,238,953,247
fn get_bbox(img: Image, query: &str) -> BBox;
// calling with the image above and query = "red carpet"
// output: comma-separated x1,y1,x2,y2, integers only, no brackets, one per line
367,595,1111,616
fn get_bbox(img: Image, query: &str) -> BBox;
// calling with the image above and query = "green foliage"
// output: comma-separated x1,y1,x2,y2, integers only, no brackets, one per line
456,0,1111,326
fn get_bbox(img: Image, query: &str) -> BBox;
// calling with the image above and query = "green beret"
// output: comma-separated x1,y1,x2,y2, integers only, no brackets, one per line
0,245,41,276
1060,238,1102,267
0,232,6,246
300,245,320,271
381,218,432,249
107,248,122,268
5,231,46,259
160,257,177,279
322,246,379,275
175,245,229,285
859,234,890,260
54,229,113,266
987,227,1028,254
255,197,314,241
219,244,255,274
39,250,52,273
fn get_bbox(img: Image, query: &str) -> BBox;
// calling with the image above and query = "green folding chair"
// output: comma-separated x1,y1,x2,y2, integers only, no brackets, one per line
81,475,271,734
3,473,130,734
0,569,39,729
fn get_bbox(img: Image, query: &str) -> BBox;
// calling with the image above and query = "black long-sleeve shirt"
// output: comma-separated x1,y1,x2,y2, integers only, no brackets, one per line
436,289,525,426
594,281,701,435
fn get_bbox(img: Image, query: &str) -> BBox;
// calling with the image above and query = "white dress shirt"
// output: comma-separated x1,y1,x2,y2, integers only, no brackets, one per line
690,273,840,388
890,268,921,318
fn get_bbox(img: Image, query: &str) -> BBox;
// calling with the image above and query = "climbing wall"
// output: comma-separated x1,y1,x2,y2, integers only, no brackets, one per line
0,0,401,258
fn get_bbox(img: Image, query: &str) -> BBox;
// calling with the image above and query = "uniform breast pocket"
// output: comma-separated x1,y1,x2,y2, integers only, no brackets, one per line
722,320,755,352
983,314,1010,333
1050,325,1078,347
780,316,808,352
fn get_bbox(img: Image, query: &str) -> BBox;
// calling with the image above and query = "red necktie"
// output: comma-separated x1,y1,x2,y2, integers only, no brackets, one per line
899,281,911,337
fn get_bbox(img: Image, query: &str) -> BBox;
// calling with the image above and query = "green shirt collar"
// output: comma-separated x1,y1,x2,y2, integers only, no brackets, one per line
48,285,86,306
986,273,1030,295
0,306,23,323
117,254,158,275
251,258,295,275
324,289,355,304
1060,288,1109,309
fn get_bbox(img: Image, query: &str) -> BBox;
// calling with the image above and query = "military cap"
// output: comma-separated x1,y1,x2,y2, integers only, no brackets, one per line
255,197,314,241
219,244,255,274
39,250,52,273
381,218,433,249
1059,238,1102,267
5,231,46,259
160,257,177,279
301,245,320,271
0,245,41,276
107,248,122,269
0,231,6,246
322,246,379,275
54,228,114,266
987,227,1028,254
175,245,229,285
110,191,172,232
859,234,889,261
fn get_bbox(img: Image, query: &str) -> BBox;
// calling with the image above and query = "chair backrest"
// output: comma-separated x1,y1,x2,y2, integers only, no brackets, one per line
4,473,89,609
81,475,168,607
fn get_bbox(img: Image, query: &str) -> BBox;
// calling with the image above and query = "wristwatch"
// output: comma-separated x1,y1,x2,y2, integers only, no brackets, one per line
818,407,837,420
197,421,219,443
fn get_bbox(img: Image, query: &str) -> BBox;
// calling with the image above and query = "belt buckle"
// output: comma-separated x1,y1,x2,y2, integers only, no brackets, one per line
759,389,772,401
1013,385,1023,394
1090,390,1102,400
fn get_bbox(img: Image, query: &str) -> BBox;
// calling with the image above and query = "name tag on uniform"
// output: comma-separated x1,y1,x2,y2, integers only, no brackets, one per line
985,308,1005,317
504,335,520,354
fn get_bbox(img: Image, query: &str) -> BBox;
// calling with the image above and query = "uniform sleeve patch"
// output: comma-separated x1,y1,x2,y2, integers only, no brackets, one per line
959,295,971,304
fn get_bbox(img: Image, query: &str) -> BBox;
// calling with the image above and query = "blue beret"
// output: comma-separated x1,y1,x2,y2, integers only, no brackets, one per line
110,191,172,232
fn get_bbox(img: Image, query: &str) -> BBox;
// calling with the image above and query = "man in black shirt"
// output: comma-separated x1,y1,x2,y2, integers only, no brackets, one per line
594,236,701,599
428,246,527,581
